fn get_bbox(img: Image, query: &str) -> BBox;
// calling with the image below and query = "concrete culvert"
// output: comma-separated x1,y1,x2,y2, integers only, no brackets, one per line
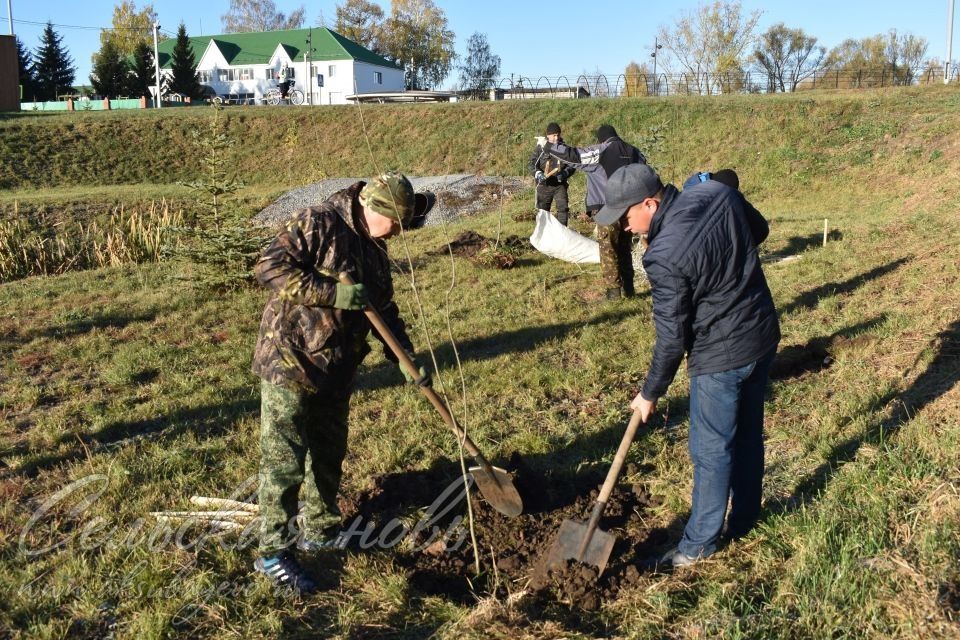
254,175,526,229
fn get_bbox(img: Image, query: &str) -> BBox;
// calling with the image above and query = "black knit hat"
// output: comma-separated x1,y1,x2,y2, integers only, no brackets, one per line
596,124,618,142
545,122,561,136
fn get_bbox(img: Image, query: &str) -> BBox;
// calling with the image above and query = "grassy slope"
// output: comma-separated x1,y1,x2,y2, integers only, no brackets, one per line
1,87,959,639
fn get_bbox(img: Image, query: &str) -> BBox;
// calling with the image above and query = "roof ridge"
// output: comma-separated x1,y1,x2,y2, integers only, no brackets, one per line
155,27,402,70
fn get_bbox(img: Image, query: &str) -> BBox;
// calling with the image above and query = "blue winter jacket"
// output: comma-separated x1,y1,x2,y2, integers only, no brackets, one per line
640,181,780,400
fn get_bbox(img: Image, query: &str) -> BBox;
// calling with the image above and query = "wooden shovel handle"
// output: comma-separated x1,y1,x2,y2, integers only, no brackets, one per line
575,409,646,560
596,409,645,505
338,272,483,460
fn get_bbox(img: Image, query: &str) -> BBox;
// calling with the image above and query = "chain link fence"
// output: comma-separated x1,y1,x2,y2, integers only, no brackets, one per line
458,65,958,100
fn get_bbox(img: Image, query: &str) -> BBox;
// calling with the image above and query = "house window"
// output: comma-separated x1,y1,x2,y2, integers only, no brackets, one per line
217,69,229,82
198,70,212,83
374,71,383,84
239,67,253,80
328,64,336,77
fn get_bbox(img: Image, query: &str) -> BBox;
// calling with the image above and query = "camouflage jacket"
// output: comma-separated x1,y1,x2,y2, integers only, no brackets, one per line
251,182,414,394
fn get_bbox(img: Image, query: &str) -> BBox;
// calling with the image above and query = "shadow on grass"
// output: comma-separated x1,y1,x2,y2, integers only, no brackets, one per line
777,317,960,513
6,396,258,479
778,256,910,317
11,307,171,346
769,315,887,381
356,307,636,392
776,230,844,256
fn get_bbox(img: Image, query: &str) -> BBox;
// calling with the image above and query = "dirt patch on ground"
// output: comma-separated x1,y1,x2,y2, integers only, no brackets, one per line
339,456,668,610
939,580,960,621
427,231,530,269
770,332,879,380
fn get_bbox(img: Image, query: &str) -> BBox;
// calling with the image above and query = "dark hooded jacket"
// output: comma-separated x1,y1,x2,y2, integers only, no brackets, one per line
640,181,780,400
546,133,645,210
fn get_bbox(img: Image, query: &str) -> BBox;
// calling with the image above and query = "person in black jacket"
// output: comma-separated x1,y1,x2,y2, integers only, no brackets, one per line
682,169,769,246
595,163,780,569
529,122,574,225
546,124,646,299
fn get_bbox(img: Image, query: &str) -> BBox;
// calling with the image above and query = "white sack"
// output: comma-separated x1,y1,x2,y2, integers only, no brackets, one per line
529,209,601,264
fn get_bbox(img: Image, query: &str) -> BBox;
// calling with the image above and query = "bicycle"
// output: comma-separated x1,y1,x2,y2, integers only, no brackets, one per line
265,80,304,105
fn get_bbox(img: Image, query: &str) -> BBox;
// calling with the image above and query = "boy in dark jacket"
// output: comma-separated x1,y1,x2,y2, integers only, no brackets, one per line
528,122,574,225
595,163,780,569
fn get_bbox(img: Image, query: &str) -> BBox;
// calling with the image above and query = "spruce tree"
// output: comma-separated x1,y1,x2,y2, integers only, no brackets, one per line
33,22,76,101
128,41,155,99
168,23,203,99
91,39,129,99
15,36,36,101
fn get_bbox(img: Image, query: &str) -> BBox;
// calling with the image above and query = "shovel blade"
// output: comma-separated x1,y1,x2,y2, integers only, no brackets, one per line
468,465,523,518
544,518,617,576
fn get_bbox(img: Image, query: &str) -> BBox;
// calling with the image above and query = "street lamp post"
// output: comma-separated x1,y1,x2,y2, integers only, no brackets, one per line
650,37,663,96
947,0,956,84
153,22,162,108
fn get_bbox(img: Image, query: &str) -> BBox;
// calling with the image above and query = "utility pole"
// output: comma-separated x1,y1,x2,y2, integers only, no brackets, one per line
650,36,663,96
306,28,312,105
7,0,13,35
947,0,956,84
153,21,162,108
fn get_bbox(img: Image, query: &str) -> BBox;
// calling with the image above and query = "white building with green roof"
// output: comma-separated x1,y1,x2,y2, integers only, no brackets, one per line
155,27,405,105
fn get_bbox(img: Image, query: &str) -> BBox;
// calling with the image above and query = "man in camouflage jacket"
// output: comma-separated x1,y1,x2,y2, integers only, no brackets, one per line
250,172,431,594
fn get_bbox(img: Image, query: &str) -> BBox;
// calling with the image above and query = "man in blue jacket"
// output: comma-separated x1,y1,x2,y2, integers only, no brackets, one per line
594,163,780,568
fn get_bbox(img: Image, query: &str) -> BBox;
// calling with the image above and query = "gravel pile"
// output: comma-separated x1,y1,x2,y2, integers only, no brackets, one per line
254,175,528,228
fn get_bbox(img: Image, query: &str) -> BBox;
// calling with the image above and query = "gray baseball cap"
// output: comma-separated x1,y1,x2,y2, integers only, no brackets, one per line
594,163,664,226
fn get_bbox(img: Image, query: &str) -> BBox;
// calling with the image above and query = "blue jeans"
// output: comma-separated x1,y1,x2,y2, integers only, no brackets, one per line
679,347,776,558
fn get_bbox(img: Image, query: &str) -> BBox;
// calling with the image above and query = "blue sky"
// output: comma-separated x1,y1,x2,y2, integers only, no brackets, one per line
4,1,955,87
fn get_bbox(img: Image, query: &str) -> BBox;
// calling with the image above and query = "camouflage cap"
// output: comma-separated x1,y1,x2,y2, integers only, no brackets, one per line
359,172,415,225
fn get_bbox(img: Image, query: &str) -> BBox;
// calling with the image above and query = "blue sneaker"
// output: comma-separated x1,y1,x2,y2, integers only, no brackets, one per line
254,552,319,595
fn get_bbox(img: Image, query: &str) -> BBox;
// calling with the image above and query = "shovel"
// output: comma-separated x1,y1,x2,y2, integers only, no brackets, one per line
544,409,645,576
338,272,523,518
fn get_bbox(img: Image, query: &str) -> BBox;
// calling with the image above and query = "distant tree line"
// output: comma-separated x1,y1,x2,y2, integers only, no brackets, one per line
23,0,944,106
622,0,934,95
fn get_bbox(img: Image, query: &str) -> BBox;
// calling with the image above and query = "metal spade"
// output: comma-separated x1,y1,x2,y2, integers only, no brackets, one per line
339,272,523,518
544,409,645,575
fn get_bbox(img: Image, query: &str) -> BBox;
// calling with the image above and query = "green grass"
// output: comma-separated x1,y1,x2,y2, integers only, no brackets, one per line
2,86,960,638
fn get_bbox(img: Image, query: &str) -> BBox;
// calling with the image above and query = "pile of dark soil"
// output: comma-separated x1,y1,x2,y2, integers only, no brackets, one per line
427,231,530,269
939,580,960,621
770,331,878,380
338,456,669,610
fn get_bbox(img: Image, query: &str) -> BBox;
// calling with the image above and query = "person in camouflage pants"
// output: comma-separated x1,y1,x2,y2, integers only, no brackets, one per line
543,124,646,299
250,172,433,594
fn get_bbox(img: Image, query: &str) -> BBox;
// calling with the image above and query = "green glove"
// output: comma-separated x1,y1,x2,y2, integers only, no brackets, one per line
401,362,432,386
333,282,368,310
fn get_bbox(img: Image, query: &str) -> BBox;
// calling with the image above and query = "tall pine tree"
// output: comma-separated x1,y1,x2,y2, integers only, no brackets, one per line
168,23,202,99
128,41,155,99
91,39,129,98
34,22,77,101
15,37,36,101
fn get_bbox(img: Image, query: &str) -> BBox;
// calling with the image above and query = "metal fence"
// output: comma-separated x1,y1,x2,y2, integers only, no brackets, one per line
460,66,958,100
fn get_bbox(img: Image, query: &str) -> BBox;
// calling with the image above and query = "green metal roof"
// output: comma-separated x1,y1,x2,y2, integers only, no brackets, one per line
155,28,402,70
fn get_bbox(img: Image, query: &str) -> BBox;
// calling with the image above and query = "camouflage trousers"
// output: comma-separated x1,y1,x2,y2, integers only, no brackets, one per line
258,379,350,555
596,219,636,295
